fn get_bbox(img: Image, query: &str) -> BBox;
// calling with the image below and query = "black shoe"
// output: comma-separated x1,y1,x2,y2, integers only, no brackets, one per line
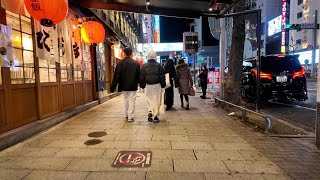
153,116,159,123
186,103,189,110
148,112,153,122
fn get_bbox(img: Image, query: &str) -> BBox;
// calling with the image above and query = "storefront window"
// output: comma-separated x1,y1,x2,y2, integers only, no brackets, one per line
60,63,73,82
6,10,35,84
39,59,57,83
82,43,92,81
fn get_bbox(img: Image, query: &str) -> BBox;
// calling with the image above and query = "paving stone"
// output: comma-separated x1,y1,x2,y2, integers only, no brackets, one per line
205,173,293,180
130,141,171,149
152,149,196,160
0,168,32,180
0,157,72,170
45,140,88,148
172,142,213,150
224,161,286,174
147,172,205,180
152,135,189,141
239,150,270,161
74,134,117,141
194,150,245,161
54,148,105,158
212,143,256,151
188,136,227,143
86,172,146,180
119,159,173,172
86,141,131,149
174,160,230,173
65,158,117,171
115,135,152,141
24,170,89,180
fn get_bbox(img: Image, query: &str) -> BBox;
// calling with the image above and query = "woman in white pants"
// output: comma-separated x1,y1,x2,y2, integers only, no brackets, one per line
140,50,166,123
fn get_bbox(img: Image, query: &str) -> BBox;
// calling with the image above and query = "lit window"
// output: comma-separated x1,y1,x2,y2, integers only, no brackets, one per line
6,10,35,84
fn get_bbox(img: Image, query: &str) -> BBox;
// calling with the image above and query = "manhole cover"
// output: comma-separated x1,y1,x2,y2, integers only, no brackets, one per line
88,131,107,138
84,139,103,146
112,151,152,168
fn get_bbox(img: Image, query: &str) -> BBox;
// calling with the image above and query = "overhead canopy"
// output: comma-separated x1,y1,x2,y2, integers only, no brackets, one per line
78,0,213,18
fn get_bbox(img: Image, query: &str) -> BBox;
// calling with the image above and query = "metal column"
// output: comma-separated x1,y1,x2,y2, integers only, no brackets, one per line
219,18,226,99
256,9,262,112
311,10,318,78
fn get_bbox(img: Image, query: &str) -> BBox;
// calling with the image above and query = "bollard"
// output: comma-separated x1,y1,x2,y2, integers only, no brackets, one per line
263,115,272,132
241,109,248,121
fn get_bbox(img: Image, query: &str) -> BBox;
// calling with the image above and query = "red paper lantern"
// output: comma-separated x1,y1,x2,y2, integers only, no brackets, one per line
24,0,68,27
81,21,105,44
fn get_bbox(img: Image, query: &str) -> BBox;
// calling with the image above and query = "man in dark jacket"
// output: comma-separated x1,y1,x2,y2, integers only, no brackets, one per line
111,47,140,122
140,50,165,123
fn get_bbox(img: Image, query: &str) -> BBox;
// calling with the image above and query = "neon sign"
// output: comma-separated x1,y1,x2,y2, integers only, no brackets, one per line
281,0,287,53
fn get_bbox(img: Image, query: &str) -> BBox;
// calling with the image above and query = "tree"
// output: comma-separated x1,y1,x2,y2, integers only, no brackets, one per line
224,0,246,105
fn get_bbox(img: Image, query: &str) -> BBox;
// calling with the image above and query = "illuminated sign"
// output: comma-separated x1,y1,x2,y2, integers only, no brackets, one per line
281,0,287,53
137,43,183,52
268,16,282,36
295,49,319,64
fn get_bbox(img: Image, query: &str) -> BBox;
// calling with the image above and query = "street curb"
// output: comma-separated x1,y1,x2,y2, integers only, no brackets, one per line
0,92,121,151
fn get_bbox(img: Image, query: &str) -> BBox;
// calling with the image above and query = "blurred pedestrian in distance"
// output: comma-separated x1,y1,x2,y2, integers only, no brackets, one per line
140,50,165,123
176,59,193,110
110,47,140,122
164,58,178,111
199,64,208,99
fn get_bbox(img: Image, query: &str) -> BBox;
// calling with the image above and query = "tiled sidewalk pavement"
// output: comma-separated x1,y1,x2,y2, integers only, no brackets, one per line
0,92,318,180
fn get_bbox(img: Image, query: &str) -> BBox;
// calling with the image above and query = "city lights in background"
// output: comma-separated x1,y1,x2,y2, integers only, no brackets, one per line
154,15,160,43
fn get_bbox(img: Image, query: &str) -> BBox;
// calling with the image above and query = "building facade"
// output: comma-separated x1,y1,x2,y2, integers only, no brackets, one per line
289,0,320,65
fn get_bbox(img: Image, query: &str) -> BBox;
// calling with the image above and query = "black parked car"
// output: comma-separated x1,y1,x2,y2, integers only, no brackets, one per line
241,55,308,102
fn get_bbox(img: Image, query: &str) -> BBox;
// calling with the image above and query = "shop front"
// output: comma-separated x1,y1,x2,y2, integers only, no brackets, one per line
0,5,98,134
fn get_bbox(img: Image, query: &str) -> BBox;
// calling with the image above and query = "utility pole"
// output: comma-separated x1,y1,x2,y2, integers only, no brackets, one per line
311,10,318,78
315,10,320,149
219,18,226,99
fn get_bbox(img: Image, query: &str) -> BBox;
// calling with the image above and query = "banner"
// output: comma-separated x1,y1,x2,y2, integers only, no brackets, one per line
58,17,72,64
1,0,26,16
0,24,13,67
34,21,58,62
71,28,82,66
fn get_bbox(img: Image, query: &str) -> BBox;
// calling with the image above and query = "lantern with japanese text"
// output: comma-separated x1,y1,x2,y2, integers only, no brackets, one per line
81,21,105,44
24,0,68,27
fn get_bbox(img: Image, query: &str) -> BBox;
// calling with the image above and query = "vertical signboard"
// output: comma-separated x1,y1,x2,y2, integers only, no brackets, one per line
183,32,198,54
154,15,160,43
281,0,290,53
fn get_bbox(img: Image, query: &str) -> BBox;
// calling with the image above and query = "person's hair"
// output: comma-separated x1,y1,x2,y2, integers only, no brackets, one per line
178,59,185,64
147,50,157,59
123,47,132,57
202,64,207,69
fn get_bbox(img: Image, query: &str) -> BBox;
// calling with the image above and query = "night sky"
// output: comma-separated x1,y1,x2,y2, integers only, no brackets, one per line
160,16,194,43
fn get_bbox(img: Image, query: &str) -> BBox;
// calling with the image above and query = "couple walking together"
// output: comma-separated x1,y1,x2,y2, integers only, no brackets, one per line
110,47,193,123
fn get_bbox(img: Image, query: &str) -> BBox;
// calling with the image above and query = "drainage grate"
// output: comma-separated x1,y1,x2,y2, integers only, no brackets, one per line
84,139,103,146
87,131,107,138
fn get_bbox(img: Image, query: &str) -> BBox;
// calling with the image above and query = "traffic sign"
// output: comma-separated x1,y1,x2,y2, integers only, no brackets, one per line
183,32,198,54
301,23,318,29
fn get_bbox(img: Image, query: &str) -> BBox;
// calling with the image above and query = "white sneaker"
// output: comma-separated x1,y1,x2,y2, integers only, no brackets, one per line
128,118,135,122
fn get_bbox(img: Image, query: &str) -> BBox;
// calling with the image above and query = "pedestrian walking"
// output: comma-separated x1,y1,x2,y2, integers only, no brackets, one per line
176,59,193,110
163,58,178,111
110,47,140,122
199,65,208,99
140,50,166,123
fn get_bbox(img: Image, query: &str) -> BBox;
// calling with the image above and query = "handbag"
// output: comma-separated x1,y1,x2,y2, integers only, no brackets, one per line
189,87,195,96
159,89,165,115
164,73,171,89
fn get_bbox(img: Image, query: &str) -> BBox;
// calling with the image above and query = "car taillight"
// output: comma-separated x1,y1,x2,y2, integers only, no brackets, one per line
292,67,305,79
252,69,272,80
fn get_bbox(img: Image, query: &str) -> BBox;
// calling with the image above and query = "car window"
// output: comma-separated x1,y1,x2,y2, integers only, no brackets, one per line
261,56,301,73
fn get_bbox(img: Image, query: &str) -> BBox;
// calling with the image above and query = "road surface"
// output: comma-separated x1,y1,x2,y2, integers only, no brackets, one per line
262,79,317,130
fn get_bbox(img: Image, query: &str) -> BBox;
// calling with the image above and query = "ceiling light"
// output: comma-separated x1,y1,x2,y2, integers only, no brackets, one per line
209,8,213,11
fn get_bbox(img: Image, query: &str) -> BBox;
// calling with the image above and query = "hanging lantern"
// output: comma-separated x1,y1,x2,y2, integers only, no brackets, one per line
24,0,68,27
81,21,105,44
73,29,81,42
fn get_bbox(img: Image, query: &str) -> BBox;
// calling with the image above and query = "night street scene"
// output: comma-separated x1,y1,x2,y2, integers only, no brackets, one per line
0,0,320,179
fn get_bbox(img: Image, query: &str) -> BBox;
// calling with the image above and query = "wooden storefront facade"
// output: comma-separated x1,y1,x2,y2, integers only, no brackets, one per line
0,4,115,134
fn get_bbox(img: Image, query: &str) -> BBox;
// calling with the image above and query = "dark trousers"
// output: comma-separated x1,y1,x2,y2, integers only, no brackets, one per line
201,83,207,97
180,94,189,105
165,80,174,108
